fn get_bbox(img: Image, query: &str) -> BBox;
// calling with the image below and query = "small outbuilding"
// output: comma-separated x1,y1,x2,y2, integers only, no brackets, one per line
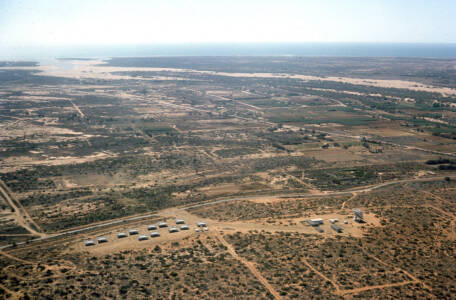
180,224,189,230
353,209,364,223
331,224,343,233
150,231,160,238
117,232,128,238
97,237,108,244
313,226,324,233
85,240,95,246
138,235,149,241
147,224,157,230
196,222,207,227
168,227,179,233
129,229,139,235
175,219,185,224
158,222,168,228
329,218,339,224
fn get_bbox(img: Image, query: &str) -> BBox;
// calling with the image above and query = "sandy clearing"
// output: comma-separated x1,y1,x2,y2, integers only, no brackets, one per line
79,227,197,255
6,95,72,101
0,121,84,138
2,60,456,95
298,148,366,162
350,127,416,137
0,151,116,172
76,206,377,255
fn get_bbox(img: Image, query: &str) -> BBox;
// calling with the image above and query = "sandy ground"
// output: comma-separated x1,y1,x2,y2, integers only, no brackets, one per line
2,60,456,95
0,152,116,172
0,121,84,139
74,206,378,255
350,127,416,137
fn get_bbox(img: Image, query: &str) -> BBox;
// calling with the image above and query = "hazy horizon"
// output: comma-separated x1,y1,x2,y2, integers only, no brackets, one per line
1,0,455,55
2,42,456,61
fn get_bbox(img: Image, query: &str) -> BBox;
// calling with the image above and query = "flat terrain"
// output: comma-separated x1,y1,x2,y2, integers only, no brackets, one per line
0,56,456,299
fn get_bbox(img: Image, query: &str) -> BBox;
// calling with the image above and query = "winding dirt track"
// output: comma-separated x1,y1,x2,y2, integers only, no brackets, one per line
339,281,418,296
215,232,282,300
341,192,358,209
0,249,34,265
0,283,20,300
361,248,432,292
301,258,341,293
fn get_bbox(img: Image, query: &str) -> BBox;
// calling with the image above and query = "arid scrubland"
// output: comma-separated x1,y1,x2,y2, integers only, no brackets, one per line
1,57,455,299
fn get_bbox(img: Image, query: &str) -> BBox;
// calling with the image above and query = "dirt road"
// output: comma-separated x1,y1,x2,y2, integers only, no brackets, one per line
0,180,44,237
68,99,85,118
338,281,418,296
1,175,452,250
215,232,282,300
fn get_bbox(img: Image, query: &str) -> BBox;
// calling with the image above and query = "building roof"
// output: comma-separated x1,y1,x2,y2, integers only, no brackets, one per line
353,209,363,218
310,218,323,222
169,227,179,232
331,224,343,232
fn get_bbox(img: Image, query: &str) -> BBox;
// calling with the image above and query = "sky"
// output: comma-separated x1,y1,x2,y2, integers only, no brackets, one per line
0,0,455,48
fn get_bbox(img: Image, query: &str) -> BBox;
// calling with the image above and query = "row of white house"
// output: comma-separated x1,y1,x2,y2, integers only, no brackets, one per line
84,220,208,246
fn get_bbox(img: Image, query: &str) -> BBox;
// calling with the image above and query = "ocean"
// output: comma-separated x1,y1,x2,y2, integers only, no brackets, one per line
1,43,456,61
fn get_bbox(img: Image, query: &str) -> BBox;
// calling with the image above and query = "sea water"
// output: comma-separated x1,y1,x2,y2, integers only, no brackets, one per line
1,42,456,61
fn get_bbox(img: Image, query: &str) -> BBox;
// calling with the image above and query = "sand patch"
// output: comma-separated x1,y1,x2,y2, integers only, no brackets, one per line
3,60,456,95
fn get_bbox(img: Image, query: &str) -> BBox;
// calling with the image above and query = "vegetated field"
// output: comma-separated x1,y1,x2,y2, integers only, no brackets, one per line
0,234,272,299
1,179,455,299
0,56,456,298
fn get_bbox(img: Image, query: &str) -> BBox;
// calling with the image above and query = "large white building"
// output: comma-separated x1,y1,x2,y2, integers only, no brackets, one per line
307,218,323,226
